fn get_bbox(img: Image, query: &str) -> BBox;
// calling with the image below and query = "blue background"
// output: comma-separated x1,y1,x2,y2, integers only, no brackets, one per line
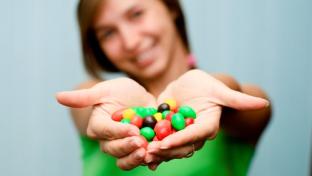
0,0,311,175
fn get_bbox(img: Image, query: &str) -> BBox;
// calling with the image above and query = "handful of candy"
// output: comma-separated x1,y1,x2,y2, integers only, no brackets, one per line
111,99,196,142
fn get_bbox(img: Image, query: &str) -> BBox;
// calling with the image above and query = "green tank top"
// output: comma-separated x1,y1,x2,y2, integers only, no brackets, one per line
80,130,254,176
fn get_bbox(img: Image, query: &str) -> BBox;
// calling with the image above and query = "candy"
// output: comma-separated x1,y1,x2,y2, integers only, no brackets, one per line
130,115,143,128
162,110,171,119
165,99,177,111
143,115,157,129
153,112,163,121
111,99,197,142
171,113,186,130
122,108,136,120
134,107,147,118
112,109,124,122
157,103,170,112
154,120,171,140
178,106,196,119
185,118,194,126
120,118,131,124
140,127,155,141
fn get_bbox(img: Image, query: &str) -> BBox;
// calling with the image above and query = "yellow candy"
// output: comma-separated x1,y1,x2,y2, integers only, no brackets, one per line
153,112,163,122
122,108,136,120
165,99,177,111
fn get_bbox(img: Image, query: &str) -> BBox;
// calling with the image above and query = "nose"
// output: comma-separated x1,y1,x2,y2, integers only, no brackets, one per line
119,25,140,53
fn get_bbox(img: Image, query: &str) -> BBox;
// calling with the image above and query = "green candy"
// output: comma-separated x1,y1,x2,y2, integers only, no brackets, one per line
134,107,147,118
120,118,131,124
178,106,196,119
145,107,157,116
162,110,171,119
140,127,155,141
171,113,186,131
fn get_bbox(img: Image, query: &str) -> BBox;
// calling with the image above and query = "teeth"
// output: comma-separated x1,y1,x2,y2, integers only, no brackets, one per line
137,49,153,61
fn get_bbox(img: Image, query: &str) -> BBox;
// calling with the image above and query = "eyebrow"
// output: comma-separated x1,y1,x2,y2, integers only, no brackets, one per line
94,3,142,31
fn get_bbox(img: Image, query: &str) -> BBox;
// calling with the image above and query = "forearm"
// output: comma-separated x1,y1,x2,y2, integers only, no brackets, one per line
212,74,272,143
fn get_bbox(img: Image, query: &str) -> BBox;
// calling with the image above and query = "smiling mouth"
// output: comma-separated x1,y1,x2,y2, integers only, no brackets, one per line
134,41,158,68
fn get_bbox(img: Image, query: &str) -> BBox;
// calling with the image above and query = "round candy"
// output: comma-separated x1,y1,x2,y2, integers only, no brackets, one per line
165,111,174,121
134,107,147,118
165,99,177,111
162,110,171,119
157,103,170,112
171,113,186,130
178,106,196,119
111,109,124,121
154,119,171,132
122,108,136,120
153,112,162,122
130,115,143,128
120,118,131,124
140,127,155,141
155,127,171,140
185,118,194,126
143,116,157,129
145,107,157,116
154,120,172,140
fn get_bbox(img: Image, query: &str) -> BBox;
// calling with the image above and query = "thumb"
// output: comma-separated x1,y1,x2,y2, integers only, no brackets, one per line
215,86,269,110
56,86,106,108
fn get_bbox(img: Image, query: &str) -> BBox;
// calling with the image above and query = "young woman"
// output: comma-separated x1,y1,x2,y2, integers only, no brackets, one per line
57,0,271,175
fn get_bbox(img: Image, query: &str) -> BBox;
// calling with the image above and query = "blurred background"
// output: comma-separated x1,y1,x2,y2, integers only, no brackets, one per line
0,0,311,175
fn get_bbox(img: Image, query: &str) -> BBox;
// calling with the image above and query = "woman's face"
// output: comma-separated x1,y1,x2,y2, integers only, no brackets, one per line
93,0,180,80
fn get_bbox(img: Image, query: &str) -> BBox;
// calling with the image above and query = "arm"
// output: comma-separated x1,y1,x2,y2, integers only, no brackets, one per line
211,73,272,144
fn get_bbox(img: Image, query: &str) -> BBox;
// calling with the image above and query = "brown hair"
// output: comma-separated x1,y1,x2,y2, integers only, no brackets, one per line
77,0,190,79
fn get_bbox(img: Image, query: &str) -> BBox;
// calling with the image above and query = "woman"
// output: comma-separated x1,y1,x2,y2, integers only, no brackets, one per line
57,0,271,175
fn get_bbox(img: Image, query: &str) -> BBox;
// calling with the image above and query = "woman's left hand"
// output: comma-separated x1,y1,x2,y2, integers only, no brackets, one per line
144,69,269,170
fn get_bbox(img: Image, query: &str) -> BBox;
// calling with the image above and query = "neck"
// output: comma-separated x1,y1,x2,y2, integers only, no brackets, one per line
139,41,189,97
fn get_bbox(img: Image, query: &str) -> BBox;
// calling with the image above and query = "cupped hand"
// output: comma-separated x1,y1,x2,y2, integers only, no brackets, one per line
144,69,269,170
56,78,156,170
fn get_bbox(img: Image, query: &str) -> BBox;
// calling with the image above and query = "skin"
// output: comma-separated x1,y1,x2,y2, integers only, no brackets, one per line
56,0,271,171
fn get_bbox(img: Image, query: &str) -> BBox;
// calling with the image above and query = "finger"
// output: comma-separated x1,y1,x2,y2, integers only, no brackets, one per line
87,107,140,140
215,85,269,110
116,148,146,170
100,136,146,158
148,141,204,159
157,109,221,149
148,162,161,171
144,152,162,164
56,85,107,108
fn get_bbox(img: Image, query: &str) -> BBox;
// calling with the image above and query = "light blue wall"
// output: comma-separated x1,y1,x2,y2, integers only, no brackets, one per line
0,0,310,175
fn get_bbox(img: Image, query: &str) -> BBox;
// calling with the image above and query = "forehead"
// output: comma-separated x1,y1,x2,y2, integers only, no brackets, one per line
93,0,147,26
93,0,165,28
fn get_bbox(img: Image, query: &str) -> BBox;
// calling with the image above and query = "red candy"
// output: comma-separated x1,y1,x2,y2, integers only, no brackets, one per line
112,109,124,122
130,115,143,128
154,120,171,140
185,118,194,126
165,112,174,121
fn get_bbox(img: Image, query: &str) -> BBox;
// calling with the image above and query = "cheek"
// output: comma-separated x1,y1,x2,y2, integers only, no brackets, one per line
101,40,122,62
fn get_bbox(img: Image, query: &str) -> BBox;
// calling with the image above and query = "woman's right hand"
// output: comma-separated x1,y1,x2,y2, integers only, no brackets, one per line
56,78,156,170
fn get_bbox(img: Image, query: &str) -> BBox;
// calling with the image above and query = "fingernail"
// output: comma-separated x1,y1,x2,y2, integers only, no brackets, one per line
133,139,143,147
145,155,153,163
160,144,169,150
135,150,145,159
150,164,158,171
147,148,158,153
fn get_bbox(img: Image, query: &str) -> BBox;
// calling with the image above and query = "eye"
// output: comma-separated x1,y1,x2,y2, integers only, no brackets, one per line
130,9,144,20
98,29,116,41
